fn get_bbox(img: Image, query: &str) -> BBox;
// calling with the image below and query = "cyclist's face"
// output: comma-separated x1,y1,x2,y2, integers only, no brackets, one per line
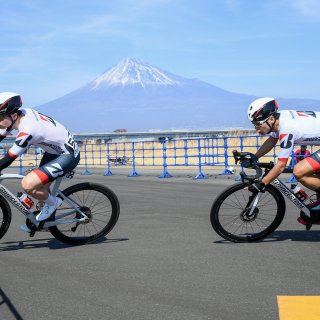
0,113,18,129
253,117,275,134
0,115,10,129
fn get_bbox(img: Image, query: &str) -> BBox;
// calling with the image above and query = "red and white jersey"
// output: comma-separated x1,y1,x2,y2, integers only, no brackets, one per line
0,108,79,158
271,110,320,161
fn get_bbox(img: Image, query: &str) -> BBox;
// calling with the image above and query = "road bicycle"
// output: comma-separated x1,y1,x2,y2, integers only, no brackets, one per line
0,171,120,245
210,150,319,242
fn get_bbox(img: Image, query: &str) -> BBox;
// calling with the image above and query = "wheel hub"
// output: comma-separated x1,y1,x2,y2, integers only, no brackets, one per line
240,207,259,222
76,206,92,223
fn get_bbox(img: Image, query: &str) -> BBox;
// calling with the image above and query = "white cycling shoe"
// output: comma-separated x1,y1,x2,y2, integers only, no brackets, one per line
20,224,31,233
36,197,63,222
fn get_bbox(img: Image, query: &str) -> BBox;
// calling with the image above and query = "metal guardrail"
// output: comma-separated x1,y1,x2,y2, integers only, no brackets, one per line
3,135,310,180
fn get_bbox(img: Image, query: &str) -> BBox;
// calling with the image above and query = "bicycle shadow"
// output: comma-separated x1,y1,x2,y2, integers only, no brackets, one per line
0,287,24,320
0,237,129,251
266,230,320,242
214,230,320,244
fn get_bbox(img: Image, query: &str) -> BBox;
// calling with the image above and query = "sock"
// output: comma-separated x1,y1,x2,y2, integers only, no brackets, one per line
45,193,56,206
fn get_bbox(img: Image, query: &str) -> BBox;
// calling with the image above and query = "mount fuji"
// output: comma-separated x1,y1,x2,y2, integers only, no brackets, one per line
37,58,320,133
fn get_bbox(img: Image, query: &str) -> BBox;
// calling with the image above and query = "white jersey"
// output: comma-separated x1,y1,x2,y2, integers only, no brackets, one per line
271,110,320,161
0,108,79,158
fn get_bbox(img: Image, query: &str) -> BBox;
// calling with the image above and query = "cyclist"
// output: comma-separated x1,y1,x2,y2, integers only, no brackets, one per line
0,92,80,231
246,97,320,225
294,145,310,164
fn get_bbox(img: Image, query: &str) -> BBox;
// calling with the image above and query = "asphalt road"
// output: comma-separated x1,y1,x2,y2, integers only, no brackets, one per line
0,168,319,320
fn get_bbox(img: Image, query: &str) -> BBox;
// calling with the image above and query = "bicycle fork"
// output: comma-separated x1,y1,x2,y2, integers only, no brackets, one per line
241,192,262,221
248,192,262,217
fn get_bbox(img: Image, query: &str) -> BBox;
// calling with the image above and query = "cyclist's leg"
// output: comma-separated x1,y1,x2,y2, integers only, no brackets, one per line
294,151,320,223
21,152,80,221
294,151,320,191
20,154,57,232
21,153,57,201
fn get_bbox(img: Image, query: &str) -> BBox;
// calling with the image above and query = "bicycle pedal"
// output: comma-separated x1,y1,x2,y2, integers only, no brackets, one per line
38,221,46,228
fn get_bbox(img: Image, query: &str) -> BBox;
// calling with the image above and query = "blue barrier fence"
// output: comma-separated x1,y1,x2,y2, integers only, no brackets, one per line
3,135,313,179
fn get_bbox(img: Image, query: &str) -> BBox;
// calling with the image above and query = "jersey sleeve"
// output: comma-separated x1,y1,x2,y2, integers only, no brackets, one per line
8,132,34,158
277,130,297,162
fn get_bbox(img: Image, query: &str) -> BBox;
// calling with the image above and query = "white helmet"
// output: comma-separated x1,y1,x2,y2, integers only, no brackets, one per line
0,92,22,115
247,97,279,122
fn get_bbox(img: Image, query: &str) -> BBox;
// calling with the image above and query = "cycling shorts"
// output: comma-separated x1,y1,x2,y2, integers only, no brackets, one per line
33,152,80,184
305,150,320,172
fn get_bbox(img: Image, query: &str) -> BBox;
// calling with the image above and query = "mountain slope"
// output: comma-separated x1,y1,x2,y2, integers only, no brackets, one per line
37,58,320,133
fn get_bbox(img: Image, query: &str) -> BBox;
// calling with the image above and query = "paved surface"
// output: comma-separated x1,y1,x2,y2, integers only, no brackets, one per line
0,168,319,320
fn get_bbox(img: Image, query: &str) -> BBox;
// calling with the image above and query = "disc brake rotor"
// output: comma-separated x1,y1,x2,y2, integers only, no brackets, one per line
240,207,259,222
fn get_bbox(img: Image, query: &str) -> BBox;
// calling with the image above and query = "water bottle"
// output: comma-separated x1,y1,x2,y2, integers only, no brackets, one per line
290,184,308,202
17,192,34,209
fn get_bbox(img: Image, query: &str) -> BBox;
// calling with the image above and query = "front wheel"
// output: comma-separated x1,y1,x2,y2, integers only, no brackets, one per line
0,196,12,240
210,182,285,242
49,183,120,245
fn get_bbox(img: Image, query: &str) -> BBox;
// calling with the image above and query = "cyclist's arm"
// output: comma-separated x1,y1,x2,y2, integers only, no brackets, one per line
262,128,297,185
255,136,278,159
0,131,12,170
0,131,33,171
262,159,288,185
0,152,17,171
0,129,10,143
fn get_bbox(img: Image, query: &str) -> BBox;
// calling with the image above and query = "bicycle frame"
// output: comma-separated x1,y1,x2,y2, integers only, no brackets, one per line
271,178,310,215
0,173,88,229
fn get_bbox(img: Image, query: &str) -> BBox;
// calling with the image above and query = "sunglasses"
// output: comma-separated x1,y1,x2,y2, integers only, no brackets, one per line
252,115,273,129
252,120,265,129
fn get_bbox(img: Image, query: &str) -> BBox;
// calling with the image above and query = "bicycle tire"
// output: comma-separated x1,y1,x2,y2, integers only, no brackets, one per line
0,196,12,240
49,183,120,245
210,182,286,242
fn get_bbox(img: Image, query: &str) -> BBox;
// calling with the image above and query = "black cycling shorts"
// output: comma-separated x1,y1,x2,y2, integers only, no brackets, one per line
33,152,80,184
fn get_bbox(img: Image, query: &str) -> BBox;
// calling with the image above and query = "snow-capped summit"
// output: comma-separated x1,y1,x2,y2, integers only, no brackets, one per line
92,58,182,89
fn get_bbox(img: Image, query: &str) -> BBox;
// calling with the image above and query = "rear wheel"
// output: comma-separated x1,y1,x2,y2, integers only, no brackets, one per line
211,183,285,242
49,183,120,245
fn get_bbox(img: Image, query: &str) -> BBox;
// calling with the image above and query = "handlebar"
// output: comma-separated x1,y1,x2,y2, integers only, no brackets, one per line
232,150,274,183
0,173,24,181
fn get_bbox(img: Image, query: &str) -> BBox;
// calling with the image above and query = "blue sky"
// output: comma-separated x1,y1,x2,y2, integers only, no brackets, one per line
1,0,320,107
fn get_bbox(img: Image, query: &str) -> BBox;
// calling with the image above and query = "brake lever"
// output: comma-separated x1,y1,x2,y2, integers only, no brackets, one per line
232,150,241,164
233,150,264,184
